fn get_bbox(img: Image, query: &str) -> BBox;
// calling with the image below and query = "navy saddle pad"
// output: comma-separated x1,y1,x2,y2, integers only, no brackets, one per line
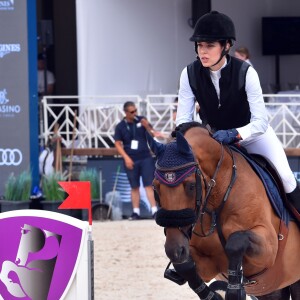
230,145,292,225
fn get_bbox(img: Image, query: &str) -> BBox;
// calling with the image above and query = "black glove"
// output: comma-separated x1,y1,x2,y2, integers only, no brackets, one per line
212,129,241,144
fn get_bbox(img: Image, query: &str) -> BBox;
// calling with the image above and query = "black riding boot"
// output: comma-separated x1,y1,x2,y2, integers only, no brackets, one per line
286,185,300,222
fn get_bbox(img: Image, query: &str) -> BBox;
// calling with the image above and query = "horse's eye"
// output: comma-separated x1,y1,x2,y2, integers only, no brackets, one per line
152,182,161,206
189,183,195,190
152,183,157,192
185,182,196,197
153,180,160,192
185,182,195,191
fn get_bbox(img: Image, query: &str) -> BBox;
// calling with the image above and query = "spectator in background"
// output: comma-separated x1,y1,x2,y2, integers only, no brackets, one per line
38,53,55,97
234,46,253,66
114,101,162,220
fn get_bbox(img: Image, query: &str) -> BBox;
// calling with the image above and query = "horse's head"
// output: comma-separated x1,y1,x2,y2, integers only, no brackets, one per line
148,131,202,263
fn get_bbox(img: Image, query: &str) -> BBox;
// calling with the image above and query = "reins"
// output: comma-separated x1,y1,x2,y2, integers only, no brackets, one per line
193,144,225,237
193,146,237,245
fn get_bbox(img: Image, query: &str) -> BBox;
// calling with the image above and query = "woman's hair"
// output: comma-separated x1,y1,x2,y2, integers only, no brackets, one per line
235,46,250,59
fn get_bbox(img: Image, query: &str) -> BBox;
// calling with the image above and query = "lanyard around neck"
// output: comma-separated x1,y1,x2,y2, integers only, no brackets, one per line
125,119,136,139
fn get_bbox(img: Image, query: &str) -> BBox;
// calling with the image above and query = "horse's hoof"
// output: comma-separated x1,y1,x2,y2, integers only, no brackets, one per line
209,281,257,300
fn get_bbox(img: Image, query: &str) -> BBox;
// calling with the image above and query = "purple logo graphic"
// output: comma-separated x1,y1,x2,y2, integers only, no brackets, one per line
0,215,84,299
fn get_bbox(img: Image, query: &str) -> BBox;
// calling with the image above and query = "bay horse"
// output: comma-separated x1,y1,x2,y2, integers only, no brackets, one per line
148,122,300,300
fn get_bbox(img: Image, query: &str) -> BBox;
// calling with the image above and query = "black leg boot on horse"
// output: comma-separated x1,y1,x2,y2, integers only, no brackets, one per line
173,258,223,300
286,185,300,223
224,231,254,300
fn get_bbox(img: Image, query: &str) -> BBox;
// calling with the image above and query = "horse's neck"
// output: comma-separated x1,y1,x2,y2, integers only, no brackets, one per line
184,126,233,191
191,141,223,179
194,143,234,207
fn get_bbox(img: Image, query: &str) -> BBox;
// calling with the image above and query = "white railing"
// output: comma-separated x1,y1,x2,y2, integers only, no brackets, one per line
41,95,142,148
40,94,300,150
265,94,300,148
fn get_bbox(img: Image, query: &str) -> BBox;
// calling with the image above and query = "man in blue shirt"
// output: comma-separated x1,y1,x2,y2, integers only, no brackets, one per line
114,101,161,220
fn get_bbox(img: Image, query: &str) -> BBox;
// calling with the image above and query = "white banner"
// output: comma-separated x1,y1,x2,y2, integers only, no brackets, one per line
76,0,194,104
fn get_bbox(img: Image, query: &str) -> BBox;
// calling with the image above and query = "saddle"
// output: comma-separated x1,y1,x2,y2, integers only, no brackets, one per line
230,145,292,225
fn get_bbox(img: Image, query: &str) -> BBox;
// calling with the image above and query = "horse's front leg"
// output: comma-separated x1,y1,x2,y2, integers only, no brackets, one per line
174,257,223,300
225,231,259,300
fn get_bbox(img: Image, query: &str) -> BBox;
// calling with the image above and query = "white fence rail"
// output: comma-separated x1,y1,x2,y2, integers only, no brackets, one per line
40,94,300,150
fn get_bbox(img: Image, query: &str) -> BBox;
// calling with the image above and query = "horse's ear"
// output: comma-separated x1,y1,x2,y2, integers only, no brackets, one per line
146,132,165,157
176,131,191,155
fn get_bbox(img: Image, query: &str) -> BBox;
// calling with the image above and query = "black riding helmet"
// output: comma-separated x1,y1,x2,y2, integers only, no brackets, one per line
190,11,236,66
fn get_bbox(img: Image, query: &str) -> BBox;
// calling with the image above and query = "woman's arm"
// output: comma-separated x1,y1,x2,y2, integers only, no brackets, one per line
176,67,197,126
237,67,269,140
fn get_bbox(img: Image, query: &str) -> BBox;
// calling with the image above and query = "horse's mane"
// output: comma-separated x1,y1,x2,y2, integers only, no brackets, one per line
171,122,205,137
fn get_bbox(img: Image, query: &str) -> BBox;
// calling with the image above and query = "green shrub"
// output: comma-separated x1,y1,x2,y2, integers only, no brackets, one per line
41,172,67,201
4,170,32,201
79,168,100,199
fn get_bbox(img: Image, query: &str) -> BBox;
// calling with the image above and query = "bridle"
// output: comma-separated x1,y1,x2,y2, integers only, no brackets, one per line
193,145,237,244
155,143,237,247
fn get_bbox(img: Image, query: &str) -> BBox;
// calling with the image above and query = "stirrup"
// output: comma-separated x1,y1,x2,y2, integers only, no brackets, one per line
164,262,187,285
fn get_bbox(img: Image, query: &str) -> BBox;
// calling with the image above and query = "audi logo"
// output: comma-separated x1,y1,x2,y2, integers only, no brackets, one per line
0,148,23,166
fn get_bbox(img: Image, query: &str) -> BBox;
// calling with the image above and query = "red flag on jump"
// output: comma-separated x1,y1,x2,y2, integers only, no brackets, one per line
58,181,92,225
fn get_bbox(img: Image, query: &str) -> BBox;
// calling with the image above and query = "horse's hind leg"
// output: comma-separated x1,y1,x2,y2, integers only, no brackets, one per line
256,286,290,300
259,280,300,300
174,257,223,300
225,231,257,300
290,279,300,299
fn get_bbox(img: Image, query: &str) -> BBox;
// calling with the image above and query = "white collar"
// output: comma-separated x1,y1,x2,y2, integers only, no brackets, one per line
210,58,227,77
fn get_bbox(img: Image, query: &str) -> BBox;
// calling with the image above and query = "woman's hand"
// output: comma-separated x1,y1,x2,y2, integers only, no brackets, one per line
212,129,241,144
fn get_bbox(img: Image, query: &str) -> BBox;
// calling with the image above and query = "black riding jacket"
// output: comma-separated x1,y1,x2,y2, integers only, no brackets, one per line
187,55,251,131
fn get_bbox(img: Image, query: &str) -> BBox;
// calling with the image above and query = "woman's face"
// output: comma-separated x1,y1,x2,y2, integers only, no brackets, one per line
197,41,226,71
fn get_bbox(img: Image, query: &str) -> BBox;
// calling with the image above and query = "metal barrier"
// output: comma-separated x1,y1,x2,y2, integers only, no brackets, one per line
40,94,300,150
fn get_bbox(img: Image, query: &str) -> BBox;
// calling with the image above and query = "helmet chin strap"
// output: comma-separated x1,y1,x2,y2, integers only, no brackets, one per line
209,47,228,68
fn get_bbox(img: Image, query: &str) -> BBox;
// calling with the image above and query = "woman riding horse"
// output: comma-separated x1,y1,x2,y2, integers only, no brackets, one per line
175,11,300,221
148,124,300,299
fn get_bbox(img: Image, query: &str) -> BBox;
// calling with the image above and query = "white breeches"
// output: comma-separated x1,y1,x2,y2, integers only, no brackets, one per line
240,125,297,193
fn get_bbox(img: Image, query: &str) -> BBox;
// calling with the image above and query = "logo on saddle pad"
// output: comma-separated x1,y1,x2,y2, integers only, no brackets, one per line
0,211,85,300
